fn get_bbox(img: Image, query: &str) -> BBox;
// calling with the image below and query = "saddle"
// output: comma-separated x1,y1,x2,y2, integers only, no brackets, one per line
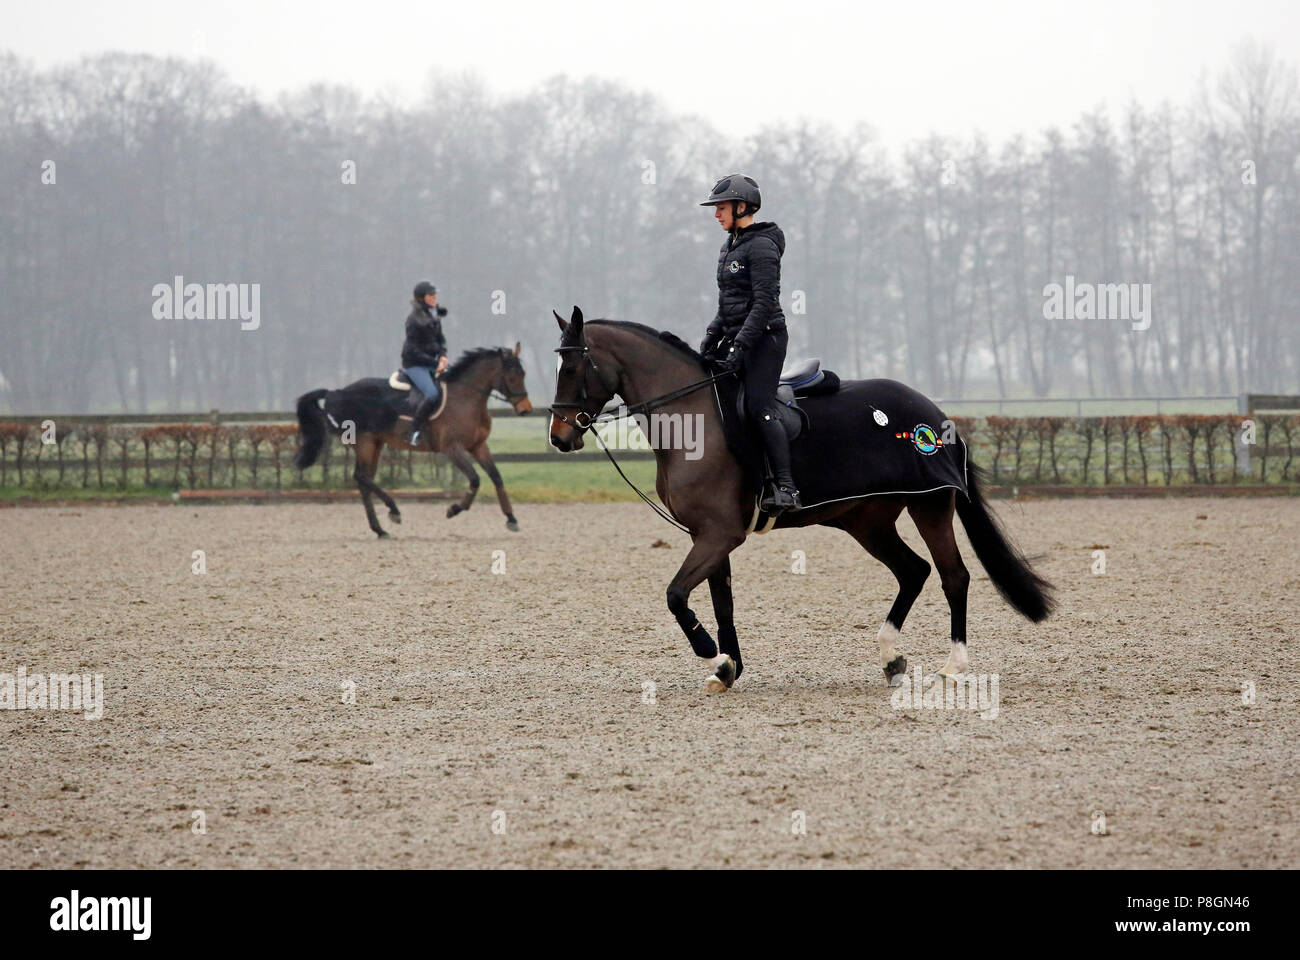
388,370,448,422
734,357,841,441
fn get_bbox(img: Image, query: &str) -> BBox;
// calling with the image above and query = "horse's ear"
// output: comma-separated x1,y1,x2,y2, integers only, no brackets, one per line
513,341,522,357
553,309,567,332
571,306,584,328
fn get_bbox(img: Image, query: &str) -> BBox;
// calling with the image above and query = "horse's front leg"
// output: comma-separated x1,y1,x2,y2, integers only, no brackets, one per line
470,441,518,531
666,531,744,692
707,556,742,681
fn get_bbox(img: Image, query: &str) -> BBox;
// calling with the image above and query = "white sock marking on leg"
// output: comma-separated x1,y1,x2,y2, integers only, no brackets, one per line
940,642,969,677
876,621,902,668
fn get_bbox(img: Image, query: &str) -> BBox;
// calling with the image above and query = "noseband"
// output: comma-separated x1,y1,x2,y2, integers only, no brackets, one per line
465,353,530,406
550,343,606,431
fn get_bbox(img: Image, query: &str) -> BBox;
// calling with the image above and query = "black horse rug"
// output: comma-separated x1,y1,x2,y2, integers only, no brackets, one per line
313,372,448,435
709,365,969,533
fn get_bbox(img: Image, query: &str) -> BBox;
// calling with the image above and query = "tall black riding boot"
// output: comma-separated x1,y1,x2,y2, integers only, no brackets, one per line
407,394,439,447
757,413,802,513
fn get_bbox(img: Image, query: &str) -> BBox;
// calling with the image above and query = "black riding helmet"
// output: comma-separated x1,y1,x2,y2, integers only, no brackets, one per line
699,173,761,217
413,280,437,301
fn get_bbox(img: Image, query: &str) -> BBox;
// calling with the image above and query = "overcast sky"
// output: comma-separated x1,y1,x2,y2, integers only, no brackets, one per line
7,0,1300,145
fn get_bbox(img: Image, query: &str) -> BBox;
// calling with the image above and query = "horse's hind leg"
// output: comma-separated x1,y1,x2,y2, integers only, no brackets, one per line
470,441,518,531
443,445,480,518
353,436,389,538
907,491,970,677
839,499,931,684
366,437,402,525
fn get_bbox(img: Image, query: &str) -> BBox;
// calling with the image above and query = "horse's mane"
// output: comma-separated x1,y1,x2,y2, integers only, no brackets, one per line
584,320,702,363
443,346,502,380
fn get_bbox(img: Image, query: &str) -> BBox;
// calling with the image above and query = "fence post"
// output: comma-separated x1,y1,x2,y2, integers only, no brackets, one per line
1237,393,1251,477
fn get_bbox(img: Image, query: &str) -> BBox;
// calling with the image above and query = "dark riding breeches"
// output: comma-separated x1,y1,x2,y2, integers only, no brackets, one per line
741,327,788,419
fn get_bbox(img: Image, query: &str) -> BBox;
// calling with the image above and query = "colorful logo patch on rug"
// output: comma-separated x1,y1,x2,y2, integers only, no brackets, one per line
894,422,943,456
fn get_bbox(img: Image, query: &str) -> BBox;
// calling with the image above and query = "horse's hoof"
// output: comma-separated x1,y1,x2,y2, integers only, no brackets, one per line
506,517,520,532
389,512,402,524
375,530,390,539
705,654,736,693
884,655,908,685
446,504,462,518
938,645,969,679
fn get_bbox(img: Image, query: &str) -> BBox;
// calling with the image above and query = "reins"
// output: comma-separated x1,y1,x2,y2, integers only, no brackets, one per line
551,341,736,535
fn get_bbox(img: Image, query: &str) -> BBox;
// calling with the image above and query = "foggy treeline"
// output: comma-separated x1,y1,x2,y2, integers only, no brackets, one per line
1,43,1298,414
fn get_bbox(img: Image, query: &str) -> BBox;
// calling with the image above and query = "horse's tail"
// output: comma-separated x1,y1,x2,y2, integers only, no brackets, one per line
293,388,331,469
955,455,1055,622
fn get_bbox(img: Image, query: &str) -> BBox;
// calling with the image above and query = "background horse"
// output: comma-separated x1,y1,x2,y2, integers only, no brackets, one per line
548,308,1053,692
294,344,532,537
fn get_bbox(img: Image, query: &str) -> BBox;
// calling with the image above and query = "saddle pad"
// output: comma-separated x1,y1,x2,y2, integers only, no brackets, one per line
322,376,448,434
713,375,968,513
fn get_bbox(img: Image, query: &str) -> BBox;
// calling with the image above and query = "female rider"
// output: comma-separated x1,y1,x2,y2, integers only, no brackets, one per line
698,174,801,513
402,279,449,447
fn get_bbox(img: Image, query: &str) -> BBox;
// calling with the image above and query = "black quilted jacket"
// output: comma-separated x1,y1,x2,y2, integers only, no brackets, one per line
702,221,787,356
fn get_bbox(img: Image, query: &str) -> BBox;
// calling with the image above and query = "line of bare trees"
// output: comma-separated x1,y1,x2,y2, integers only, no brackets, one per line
1,42,1297,415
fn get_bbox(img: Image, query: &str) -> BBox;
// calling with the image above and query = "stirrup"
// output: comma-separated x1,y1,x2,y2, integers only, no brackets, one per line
761,484,802,513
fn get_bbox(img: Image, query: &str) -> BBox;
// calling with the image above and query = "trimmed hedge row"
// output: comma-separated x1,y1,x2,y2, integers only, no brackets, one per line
972,414,1298,486
0,414,1296,491
0,422,456,491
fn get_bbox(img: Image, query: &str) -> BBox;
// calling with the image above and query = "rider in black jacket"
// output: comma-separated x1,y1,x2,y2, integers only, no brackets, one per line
698,174,801,513
401,280,449,446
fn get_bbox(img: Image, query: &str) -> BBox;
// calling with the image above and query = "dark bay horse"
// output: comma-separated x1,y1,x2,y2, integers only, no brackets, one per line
294,344,532,537
547,308,1053,693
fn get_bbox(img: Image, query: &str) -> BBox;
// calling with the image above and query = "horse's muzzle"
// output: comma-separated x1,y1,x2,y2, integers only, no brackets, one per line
549,414,584,452
549,433,585,452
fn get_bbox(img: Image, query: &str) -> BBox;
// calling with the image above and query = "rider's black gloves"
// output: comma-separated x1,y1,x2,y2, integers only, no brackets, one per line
718,349,745,374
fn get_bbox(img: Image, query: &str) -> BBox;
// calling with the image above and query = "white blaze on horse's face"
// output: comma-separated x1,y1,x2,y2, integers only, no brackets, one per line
549,345,590,451
549,354,566,448
548,412,565,449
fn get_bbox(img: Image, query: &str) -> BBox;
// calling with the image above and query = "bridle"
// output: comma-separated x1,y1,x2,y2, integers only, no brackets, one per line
550,341,735,433
490,384,531,406
550,338,737,535
461,351,531,408
549,342,608,431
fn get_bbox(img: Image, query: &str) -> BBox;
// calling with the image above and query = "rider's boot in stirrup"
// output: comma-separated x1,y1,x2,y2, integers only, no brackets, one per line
757,413,802,514
407,394,439,447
